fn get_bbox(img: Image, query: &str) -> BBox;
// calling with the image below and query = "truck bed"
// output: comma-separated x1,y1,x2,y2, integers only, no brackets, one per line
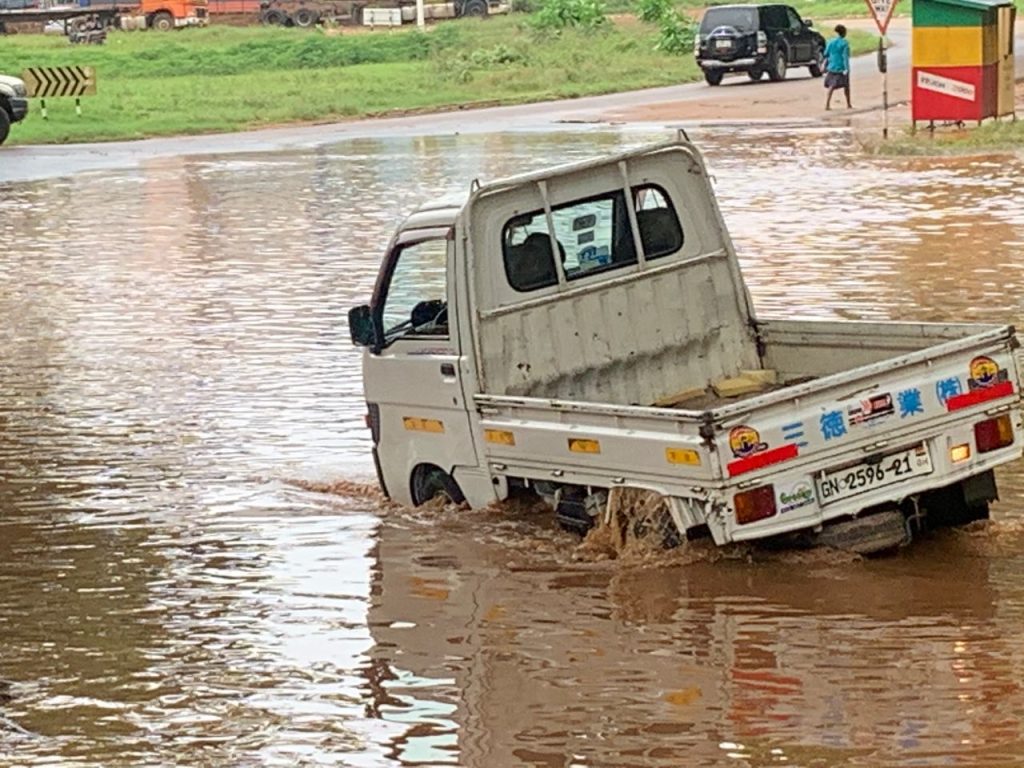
475,318,1022,545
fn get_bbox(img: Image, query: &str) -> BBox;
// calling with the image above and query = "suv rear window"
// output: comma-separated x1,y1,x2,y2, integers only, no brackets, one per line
700,6,758,33
502,185,684,293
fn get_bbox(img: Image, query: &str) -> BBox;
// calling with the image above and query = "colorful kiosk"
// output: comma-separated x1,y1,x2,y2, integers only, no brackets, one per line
912,0,1016,126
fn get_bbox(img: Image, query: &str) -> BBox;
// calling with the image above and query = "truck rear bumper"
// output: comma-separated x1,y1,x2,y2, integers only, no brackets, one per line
698,57,761,70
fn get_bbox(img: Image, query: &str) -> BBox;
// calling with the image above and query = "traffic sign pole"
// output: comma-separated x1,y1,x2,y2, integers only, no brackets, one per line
866,0,898,138
883,39,889,138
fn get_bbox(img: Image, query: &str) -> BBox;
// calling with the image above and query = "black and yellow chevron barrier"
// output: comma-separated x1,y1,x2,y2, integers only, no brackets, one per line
20,66,97,119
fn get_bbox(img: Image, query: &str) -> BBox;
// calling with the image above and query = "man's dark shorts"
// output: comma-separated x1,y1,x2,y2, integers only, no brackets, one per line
825,72,849,89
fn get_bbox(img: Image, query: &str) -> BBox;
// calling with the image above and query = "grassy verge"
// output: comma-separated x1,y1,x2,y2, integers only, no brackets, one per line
4,17,877,145
876,120,1024,156
604,0,903,20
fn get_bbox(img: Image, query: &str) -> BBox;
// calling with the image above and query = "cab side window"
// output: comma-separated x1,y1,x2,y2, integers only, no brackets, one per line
380,238,449,344
763,5,787,30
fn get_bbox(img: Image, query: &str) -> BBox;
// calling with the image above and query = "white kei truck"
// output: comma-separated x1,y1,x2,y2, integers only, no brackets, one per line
349,135,1024,554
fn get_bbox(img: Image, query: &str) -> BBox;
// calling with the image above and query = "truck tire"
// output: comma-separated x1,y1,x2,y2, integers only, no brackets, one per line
411,465,465,506
704,70,724,86
0,108,10,147
767,49,787,82
262,9,286,24
293,7,318,25
462,0,488,16
814,510,909,555
151,11,174,30
809,45,825,77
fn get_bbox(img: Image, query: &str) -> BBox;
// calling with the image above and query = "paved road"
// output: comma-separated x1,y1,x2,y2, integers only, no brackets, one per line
1,19,1020,183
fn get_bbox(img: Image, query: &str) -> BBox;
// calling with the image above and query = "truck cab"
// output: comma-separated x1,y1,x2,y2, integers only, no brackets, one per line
350,135,1023,554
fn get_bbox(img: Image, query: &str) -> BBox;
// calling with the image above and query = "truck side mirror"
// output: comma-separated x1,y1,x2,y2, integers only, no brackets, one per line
805,18,813,26
349,305,376,348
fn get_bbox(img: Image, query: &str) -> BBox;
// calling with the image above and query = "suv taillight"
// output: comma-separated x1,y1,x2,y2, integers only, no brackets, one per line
735,485,777,525
757,30,767,53
693,32,700,55
975,415,1014,453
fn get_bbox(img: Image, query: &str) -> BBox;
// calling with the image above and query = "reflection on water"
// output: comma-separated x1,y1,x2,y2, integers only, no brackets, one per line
1,127,1024,766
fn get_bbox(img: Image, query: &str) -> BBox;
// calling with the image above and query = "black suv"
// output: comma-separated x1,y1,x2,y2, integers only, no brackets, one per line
694,4,826,86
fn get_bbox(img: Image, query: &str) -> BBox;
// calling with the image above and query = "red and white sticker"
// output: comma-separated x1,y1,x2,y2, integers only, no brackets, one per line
916,71,976,102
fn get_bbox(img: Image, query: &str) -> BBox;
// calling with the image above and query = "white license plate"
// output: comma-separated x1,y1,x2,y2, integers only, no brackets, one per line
715,39,732,49
817,445,933,505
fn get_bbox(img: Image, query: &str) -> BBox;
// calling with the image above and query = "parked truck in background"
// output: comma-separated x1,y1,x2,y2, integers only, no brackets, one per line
0,0,207,33
206,0,505,26
348,134,1024,556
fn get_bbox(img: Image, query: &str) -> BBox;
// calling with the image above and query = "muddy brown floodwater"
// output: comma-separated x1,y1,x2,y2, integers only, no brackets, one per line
2,126,1024,767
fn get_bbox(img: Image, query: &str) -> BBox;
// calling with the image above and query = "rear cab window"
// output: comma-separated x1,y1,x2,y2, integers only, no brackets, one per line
700,6,758,33
502,184,684,293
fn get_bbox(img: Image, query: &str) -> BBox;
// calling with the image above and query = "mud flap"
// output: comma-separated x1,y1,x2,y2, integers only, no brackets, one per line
921,471,995,529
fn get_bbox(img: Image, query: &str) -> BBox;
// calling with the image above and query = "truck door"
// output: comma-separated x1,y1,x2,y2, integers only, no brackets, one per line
361,228,480,507
785,7,812,62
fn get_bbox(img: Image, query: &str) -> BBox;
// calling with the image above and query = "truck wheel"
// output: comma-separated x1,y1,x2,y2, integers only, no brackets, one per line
151,11,174,30
767,49,787,81
809,45,824,77
462,0,488,16
747,69,764,81
262,9,286,24
0,108,10,147
411,465,466,506
294,7,318,26
703,70,724,86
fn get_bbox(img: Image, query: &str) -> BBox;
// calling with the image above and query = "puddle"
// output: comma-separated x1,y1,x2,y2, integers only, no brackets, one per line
1,126,1024,766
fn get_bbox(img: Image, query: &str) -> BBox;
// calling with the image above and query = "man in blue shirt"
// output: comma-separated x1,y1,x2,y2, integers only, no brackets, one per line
824,24,852,110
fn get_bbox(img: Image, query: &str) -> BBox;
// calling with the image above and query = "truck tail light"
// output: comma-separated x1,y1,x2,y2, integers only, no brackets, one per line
734,484,777,525
693,33,701,55
756,30,767,53
975,415,1014,453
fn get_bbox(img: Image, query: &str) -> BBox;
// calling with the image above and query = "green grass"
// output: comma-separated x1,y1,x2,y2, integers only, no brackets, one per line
876,120,1024,155
603,0,905,20
607,0,1023,20
3,16,879,145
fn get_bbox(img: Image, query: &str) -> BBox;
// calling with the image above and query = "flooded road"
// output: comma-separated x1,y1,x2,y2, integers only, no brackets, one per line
3,127,1024,766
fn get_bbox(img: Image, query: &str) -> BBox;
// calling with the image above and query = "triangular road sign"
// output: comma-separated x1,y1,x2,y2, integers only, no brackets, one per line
865,0,899,34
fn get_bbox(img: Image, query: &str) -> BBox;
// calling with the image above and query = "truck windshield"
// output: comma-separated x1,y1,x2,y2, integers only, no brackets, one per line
379,237,449,343
700,7,758,33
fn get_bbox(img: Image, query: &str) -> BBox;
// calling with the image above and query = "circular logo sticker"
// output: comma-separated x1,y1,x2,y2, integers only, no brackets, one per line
729,425,768,458
969,356,1000,388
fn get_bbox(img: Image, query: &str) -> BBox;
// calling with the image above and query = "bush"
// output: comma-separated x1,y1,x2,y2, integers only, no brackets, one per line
635,0,672,23
531,0,608,30
655,11,697,55
440,42,530,82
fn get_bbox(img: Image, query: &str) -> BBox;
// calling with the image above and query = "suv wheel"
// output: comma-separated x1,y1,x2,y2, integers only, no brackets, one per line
0,107,10,146
768,49,787,82
747,69,764,82
704,69,724,86
809,45,825,77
